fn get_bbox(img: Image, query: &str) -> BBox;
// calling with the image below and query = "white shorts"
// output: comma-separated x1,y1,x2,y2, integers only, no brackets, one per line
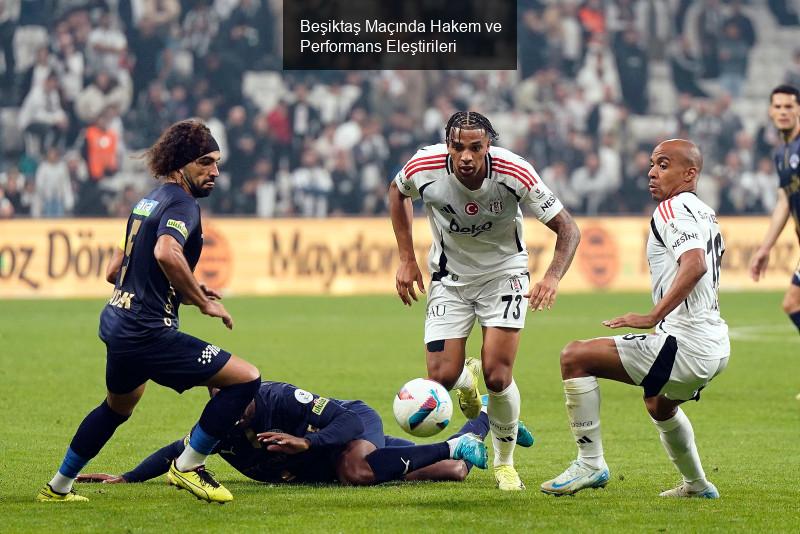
614,333,728,401
424,273,529,344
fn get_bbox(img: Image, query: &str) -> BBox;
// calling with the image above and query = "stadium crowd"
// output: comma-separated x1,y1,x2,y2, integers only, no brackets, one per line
0,0,798,218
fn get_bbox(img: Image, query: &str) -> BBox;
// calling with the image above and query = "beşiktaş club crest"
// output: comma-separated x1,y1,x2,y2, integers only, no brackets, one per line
509,276,523,292
464,201,479,215
488,199,503,214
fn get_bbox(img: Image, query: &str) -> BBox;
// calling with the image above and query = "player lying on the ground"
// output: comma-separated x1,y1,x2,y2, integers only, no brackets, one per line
77,381,533,487
540,139,729,499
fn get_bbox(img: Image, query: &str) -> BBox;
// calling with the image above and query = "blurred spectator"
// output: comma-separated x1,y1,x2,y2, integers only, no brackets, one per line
20,47,60,103
784,49,800,88
329,151,361,215
541,160,581,211
182,0,220,60
668,35,708,97
576,37,620,105
18,72,69,158
195,98,228,159
612,27,648,114
288,84,322,167
75,70,132,124
127,81,172,149
571,151,618,215
75,109,119,215
620,149,653,214
134,0,181,31
725,1,756,48
740,157,778,212
0,0,19,99
292,148,332,217
0,165,30,215
129,18,167,100
85,10,128,78
519,6,549,79
0,186,13,217
691,0,725,79
577,0,606,44
33,146,74,217
717,21,750,97
767,0,799,26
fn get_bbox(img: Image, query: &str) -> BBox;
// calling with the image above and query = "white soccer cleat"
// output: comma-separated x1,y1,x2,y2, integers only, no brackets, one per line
659,481,719,499
540,460,610,496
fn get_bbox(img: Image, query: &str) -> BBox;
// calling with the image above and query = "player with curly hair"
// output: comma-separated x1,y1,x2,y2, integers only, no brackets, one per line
389,111,581,490
37,120,261,504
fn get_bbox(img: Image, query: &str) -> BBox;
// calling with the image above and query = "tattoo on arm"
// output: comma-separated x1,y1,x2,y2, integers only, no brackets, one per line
543,210,581,280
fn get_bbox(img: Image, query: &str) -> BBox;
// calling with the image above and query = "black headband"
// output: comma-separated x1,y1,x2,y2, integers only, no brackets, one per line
173,135,220,172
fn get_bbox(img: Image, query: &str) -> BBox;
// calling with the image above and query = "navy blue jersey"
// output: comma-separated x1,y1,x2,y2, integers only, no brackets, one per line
773,135,800,234
101,183,202,335
211,382,369,483
122,382,375,484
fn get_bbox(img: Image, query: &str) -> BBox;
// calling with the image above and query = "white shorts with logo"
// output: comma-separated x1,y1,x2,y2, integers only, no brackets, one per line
424,273,529,344
614,333,729,401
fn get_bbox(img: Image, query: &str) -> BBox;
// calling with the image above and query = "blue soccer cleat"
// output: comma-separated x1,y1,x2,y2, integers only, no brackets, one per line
540,460,610,496
452,433,488,469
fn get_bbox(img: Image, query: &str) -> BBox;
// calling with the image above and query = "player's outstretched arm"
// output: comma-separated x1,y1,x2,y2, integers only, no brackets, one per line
604,248,707,329
526,209,581,311
389,180,425,306
749,188,790,282
154,234,233,329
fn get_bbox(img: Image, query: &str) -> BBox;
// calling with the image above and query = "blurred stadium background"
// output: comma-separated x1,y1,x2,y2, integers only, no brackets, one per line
1,0,799,299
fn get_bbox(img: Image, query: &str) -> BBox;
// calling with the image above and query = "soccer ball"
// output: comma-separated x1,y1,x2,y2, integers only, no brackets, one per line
392,378,452,437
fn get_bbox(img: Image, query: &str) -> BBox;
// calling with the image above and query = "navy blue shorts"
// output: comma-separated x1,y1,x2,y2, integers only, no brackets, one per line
792,267,800,287
103,328,232,394
342,400,385,448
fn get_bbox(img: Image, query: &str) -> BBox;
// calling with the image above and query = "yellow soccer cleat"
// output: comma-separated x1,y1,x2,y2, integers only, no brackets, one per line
167,461,233,503
456,358,483,420
36,484,89,502
494,464,525,491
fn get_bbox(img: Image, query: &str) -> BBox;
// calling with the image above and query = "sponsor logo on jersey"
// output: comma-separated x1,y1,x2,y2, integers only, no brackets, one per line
533,187,547,200
426,304,446,319
488,199,503,214
791,153,799,169
294,389,314,404
166,219,189,239
464,202,479,216
439,204,457,215
448,218,493,237
132,198,159,217
540,195,557,210
671,231,699,250
198,344,221,365
312,397,329,415
108,288,135,309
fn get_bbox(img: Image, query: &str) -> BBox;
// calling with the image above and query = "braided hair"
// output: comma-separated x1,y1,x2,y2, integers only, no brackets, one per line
444,111,499,144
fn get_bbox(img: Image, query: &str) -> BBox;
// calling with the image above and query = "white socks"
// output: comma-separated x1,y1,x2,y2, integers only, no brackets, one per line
452,364,474,391
487,379,520,466
175,443,208,472
49,472,74,494
563,376,605,469
652,407,708,490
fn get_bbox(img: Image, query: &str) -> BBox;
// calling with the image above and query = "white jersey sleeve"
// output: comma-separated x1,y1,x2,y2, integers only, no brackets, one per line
653,197,706,260
394,144,449,201
489,147,563,224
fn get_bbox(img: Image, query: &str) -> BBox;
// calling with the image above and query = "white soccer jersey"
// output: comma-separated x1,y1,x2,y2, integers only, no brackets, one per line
395,144,563,286
647,192,729,357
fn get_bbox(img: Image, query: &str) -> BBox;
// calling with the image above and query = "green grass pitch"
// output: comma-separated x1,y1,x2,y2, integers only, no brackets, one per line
1,292,798,532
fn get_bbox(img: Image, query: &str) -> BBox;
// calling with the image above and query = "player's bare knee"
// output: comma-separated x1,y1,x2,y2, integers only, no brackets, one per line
483,366,512,392
428,367,459,390
560,341,587,379
339,463,375,486
781,294,800,314
644,396,678,421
